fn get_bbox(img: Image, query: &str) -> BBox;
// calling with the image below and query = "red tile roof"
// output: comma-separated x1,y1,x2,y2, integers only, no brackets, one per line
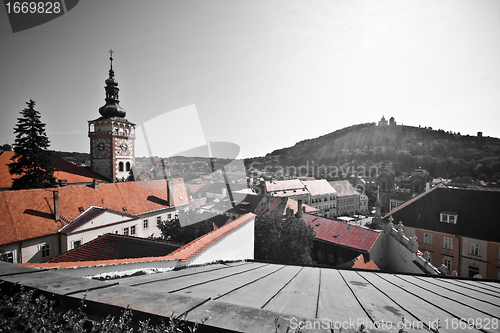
45,234,182,263
20,212,256,269
302,214,380,252
0,151,103,189
0,179,189,246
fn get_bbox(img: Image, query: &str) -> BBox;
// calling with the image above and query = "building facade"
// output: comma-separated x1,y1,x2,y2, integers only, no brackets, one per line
383,186,500,280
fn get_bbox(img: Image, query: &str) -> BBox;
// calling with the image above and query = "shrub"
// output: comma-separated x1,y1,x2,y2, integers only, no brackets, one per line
0,286,203,332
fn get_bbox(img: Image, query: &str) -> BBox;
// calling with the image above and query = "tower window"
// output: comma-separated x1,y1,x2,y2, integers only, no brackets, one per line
126,162,131,171
119,162,124,171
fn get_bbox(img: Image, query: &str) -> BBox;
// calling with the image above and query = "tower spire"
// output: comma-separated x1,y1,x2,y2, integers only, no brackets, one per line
99,49,126,118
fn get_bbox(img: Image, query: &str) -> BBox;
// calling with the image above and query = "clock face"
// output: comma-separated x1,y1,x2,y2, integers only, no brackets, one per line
116,139,132,156
92,138,110,157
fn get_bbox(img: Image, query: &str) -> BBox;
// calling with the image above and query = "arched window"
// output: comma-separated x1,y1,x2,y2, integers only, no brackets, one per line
126,162,130,171
119,162,124,172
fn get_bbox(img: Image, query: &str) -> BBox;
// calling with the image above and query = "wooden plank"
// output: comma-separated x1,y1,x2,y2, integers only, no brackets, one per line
263,266,320,319
135,262,268,293
175,264,284,299
360,272,482,333
382,273,494,333
340,270,415,329
217,265,302,309
316,268,370,324
406,275,500,318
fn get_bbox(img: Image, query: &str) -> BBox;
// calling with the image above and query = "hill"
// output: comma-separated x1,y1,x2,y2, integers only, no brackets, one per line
249,123,500,181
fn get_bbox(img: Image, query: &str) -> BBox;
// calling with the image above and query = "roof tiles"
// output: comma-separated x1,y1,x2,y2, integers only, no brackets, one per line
302,214,380,252
0,179,189,246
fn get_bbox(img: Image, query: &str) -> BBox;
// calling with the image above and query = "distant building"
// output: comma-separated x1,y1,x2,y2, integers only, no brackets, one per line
389,116,396,126
329,180,360,216
378,167,432,214
300,179,337,218
378,116,388,126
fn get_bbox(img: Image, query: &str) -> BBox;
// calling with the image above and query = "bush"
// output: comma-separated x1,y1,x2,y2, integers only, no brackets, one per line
0,286,204,332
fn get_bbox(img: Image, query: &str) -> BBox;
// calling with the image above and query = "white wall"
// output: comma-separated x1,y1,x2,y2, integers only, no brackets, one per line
368,232,387,270
21,234,59,263
188,217,255,266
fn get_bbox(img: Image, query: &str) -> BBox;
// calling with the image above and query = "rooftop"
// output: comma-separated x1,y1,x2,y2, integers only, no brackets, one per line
21,212,256,269
301,179,336,196
302,214,381,252
0,151,104,189
0,179,189,246
45,233,182,263
3,260,499,332
328,180,360,197
383,185,500,243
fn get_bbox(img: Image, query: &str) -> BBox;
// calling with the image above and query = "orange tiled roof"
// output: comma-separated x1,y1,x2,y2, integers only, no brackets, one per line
0,179,189,246
0,151,104,189
351,254,380,270
20,212,256,269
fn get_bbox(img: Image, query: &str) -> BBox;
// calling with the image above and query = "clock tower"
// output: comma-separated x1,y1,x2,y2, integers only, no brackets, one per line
88,50,135,182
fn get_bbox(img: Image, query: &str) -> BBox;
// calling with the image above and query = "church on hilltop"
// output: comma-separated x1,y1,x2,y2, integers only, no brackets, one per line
378,116,396,126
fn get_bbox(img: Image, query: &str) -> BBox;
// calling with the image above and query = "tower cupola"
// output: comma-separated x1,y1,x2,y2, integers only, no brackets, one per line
99,49,126,118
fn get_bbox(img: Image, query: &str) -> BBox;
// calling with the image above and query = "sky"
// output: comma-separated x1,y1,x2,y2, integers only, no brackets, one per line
1,0,499,160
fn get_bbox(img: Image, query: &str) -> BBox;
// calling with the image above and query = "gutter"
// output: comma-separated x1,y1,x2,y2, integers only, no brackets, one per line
455,234,461,276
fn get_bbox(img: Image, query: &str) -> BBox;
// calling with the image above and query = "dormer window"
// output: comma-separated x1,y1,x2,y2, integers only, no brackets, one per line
440,212,458,224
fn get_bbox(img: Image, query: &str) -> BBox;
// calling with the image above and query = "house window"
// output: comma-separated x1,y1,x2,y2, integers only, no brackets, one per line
41,244,50,258
143,219,148,229
443,258,452,271
318,250,324,260
156,216,162,224
0,252,14,263
73,240,81,249
469,265,480,278
168,213,172,219
470,243,479,256
123,227,129,235
440,212,458,224
423,233,432,245
443,237,453,250
328,253,334,263
130,226,136,235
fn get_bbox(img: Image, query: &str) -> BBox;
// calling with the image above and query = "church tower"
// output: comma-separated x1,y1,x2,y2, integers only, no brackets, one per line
88,50,135,182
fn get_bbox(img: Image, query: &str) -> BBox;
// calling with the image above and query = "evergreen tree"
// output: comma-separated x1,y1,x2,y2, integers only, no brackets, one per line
8,100,56,189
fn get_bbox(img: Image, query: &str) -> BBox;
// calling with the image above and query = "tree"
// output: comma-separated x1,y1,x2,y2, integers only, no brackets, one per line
157,210,214,244
8,100,56,189
254,212,316,265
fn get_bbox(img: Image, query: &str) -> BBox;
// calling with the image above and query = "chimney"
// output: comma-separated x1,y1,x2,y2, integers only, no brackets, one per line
296,199,303,218
167,179,175,206
93,179,99,190
425,182,430,193
53,190,60,221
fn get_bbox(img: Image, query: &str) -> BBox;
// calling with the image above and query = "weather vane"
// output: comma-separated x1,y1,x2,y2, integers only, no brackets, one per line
109,49,114,69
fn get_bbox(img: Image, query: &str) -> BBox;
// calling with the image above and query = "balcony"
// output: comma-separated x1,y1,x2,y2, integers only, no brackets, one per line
88,130,135,139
